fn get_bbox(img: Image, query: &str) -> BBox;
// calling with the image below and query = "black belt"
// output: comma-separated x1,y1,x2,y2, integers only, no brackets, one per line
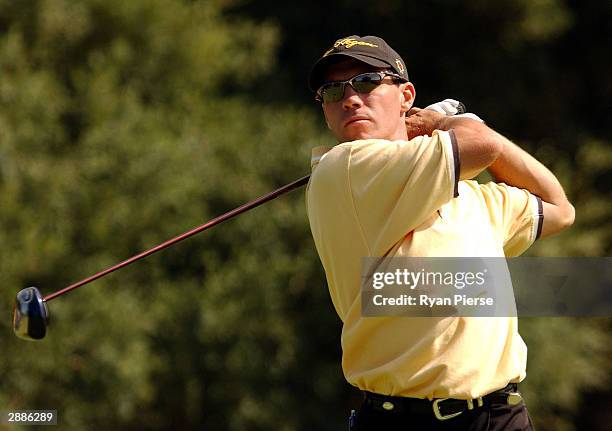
364,383,523,421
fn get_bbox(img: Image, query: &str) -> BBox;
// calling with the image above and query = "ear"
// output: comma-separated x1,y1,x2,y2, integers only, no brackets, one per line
399,82,416,115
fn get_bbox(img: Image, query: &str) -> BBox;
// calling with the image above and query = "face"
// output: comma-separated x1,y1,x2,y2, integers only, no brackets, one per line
320,59,415,143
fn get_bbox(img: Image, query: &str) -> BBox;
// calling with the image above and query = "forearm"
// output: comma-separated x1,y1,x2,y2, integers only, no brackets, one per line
406,109,503,179
488,139,575,237
488,140,564,205
437,116,503,180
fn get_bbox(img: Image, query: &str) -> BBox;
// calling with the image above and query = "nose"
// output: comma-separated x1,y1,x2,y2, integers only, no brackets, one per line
342,85,364,110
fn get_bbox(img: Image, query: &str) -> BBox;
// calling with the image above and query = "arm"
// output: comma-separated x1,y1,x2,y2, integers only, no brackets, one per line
405,107,575,238
487,140,575,238
406,108,503,179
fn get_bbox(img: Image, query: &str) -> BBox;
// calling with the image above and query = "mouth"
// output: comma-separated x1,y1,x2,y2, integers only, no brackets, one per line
344,116,370,128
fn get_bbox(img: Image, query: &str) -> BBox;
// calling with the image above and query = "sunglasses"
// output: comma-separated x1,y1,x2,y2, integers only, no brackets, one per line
315,71,406,103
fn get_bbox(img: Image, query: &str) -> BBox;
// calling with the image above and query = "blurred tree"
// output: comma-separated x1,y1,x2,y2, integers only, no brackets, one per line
0,0,345,430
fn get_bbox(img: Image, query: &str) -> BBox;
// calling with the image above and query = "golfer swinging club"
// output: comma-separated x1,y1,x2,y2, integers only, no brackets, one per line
306,35,575,430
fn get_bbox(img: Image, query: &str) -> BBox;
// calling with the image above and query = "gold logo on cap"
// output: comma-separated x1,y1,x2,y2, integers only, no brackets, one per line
395,59,405,74
323,38,378,56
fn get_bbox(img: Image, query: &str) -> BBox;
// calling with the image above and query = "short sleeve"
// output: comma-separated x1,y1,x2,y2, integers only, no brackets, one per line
348,130,460,255
478,182,544,256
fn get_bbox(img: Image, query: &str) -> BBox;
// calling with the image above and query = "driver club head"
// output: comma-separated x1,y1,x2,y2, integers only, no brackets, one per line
13,286,49,340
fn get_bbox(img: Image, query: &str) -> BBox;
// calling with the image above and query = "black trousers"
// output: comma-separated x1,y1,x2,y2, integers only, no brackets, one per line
350,399,535,430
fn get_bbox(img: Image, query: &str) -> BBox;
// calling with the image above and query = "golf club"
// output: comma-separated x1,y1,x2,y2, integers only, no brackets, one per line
13,175,310,340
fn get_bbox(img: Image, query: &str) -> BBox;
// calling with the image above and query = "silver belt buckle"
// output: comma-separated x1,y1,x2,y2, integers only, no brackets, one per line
433,397,483,421
432,398,462,420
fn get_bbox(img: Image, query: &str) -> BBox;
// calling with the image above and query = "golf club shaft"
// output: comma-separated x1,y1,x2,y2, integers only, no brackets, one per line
43,175,310,302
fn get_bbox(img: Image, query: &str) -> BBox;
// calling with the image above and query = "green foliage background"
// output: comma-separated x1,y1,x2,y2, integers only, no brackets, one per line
0,0,610,430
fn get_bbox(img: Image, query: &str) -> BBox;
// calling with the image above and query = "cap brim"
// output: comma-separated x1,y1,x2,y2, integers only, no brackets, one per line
308,52,392,92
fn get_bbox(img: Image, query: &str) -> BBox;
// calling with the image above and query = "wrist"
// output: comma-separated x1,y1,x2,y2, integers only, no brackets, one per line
441,115,486,131
436,115,455,131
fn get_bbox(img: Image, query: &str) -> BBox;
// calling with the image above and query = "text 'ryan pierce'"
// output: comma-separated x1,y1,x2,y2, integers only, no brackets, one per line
372,294,494,307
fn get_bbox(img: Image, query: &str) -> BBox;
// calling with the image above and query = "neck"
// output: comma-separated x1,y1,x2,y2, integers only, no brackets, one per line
383,119,410,141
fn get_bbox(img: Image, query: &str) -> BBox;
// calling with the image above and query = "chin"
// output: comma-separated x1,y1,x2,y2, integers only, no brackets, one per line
341,130,375,142
337,122,376,142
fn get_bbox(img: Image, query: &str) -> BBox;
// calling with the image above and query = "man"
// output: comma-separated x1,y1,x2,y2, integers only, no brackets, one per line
305,35,575,430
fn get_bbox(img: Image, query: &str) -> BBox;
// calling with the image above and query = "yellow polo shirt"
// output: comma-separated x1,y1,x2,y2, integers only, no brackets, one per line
306,130,543,399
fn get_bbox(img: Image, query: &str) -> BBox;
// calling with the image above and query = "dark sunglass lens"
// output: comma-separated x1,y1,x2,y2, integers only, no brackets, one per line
322,83,346,103
352,73,383,94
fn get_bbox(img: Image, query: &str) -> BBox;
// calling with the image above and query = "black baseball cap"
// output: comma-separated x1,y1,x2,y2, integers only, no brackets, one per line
308,35,409,92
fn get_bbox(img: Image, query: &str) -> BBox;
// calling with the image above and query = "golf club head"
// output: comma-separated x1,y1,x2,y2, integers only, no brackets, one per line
13,286,49,340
